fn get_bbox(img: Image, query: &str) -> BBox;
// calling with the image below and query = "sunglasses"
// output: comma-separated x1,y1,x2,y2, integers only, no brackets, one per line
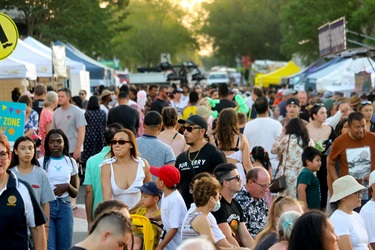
164,91,171,94
225,175,241,182
181,126,201,133
251,179,273,189
110,139,131,145
360,101,372,105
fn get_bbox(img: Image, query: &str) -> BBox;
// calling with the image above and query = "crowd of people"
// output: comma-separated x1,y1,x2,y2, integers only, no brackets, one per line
1,82,375,250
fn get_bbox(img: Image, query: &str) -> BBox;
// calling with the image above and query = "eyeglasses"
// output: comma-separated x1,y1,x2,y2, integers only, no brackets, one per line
181,126,201,133
225,175,241,182
352,191,362,198
251,179,273,189
0,152,9,160
110,140,131,145
79,93,85,96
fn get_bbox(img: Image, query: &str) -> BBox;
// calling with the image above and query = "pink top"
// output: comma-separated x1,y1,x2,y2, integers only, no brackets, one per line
38,108,53,155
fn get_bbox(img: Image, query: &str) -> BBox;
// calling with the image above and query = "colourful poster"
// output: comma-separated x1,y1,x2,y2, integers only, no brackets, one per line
0,101,26,142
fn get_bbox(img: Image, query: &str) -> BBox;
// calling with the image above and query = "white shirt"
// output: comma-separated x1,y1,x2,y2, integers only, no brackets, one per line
244,117,283,170
330,209,369,250
185,203,225,243
38,156,78,198
161,190,187,250
359,199,375,244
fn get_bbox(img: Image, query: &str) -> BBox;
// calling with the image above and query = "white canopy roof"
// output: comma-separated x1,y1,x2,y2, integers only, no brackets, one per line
316,57,375,93
23,37,86,74
10,39,52,77
0,56,37,80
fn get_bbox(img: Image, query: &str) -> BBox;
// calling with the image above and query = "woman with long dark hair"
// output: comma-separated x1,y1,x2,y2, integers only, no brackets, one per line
101,128,152,212
306,103,336,210
9,136,55,231
289,210,339,250
158,107,188,157
81,96,106,167
39,129,79,250
212,108,252,183
272,118,314,197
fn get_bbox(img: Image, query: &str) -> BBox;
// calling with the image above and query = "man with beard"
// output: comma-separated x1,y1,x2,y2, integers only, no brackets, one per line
150,85,171,114
175,115,226,208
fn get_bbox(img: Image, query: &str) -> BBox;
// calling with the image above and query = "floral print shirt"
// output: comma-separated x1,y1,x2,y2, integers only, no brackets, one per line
234,186,269,238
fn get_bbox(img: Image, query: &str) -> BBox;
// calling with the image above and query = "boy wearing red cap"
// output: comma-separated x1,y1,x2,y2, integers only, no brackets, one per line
150,165,187,250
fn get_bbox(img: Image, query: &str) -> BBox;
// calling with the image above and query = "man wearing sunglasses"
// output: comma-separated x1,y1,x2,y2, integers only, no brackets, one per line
234,167,270,238
176,115,227,208
150,85,171,114
212,163,254,248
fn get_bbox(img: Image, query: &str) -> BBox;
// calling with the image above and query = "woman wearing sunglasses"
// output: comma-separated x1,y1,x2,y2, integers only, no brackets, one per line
358,100,375,132
329,175,371,250
101,128,152,212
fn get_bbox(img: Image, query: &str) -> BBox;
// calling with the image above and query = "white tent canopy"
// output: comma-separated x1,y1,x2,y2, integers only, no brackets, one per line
10,39,52,77
316,57,375,94
0,57,37,80
23,37,86,75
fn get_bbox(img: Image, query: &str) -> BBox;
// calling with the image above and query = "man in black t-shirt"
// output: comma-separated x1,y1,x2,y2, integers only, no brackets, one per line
212,163,254,248
175,115,226,208
212,83,236,114
107,92,139,136
150,84,171,114
32,84,47,117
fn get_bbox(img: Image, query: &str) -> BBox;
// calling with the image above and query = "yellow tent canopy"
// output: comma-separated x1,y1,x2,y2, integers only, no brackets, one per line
255,61,301,88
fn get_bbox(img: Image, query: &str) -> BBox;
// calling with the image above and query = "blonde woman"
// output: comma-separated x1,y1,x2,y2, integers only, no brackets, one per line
38,91,58,155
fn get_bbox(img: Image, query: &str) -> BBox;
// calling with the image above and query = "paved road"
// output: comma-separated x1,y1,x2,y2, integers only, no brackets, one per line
72,184,88,245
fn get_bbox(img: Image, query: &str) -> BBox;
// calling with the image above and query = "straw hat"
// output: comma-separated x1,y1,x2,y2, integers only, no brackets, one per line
349,95,360,107
330,175,365,203
196,105,212,119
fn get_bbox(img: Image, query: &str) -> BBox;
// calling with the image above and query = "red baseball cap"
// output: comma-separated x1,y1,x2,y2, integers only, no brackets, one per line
150,165,180,188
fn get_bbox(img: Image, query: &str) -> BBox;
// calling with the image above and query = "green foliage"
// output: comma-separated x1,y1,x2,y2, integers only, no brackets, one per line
112,0,198,70
200,0,287,66
280,0,362,63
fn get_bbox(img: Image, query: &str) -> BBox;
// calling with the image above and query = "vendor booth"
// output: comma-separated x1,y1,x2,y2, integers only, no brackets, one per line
255,61,301,88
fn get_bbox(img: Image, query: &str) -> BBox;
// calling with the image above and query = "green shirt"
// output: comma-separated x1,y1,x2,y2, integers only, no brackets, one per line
296,168,321,209
83,146,111,215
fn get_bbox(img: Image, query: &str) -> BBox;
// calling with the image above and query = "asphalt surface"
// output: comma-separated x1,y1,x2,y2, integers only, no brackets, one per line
72,184,88,245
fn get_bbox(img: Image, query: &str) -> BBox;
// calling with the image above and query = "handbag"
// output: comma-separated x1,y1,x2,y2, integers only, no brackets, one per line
270,135,290,193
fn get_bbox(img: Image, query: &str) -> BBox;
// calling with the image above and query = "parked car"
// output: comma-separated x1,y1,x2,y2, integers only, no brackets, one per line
207,72,230,85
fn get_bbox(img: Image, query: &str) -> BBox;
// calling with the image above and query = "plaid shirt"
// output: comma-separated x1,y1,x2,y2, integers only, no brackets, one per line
234,186,269,237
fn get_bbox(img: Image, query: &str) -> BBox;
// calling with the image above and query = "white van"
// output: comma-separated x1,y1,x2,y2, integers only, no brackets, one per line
207,72,230,85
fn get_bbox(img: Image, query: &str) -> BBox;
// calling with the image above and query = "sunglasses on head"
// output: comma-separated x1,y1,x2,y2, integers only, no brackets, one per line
110,139,131,145
361,101,372,105
181,126,201,133
314,103,325,107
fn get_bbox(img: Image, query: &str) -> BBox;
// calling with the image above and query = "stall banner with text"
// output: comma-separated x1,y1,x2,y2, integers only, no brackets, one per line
0,101,26,142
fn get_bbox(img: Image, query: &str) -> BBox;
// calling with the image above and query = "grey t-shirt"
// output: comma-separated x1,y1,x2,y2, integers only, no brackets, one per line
52,105,87,153
136,135,175,180
11,165,56,205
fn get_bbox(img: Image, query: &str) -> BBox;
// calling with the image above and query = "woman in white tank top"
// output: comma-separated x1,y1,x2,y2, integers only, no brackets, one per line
101,128,152,211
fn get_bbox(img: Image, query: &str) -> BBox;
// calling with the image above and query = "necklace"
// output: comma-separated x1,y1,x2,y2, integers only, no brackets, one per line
188,148,202,163
188,141,207,163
